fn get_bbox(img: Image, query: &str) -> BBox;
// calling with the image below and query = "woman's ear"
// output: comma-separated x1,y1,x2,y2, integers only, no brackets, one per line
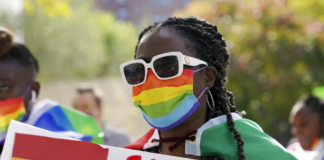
205,66,217,88
31,81,40,98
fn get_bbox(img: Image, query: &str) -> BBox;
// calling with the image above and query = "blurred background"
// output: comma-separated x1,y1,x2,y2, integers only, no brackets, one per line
0,0,323,146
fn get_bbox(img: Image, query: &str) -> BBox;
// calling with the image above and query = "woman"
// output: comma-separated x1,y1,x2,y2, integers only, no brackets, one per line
0,27,40,153
288,95,324,159
0,27,103,154
0,27,40,123
121,17,297,160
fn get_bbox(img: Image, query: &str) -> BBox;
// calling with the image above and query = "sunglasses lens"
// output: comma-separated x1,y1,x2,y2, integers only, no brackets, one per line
123,63,145,85
153,55,179,78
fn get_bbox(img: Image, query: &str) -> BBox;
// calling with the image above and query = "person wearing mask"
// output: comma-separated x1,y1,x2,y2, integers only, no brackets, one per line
0,27,103,154
72,83,131,147
121,16,297,160
0,27,40,153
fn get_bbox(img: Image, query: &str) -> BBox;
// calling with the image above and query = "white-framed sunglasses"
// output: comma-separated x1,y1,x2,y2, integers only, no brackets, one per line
120,52,207,86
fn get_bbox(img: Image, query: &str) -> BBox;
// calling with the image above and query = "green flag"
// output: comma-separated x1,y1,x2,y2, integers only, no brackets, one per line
198,117,297,160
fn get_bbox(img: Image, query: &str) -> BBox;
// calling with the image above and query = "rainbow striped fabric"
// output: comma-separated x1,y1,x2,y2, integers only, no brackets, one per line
0,98,25,134
25,99,104,144
126,113,298,160
309,138,321,151
132,69,199,130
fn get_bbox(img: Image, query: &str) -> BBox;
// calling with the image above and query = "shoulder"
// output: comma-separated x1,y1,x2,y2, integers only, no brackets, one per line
198,116,298,160
235,119,298,160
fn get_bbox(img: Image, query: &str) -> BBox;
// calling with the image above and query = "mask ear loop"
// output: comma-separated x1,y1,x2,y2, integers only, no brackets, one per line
194,65,210,100
193,65,208,73
22,83,33,97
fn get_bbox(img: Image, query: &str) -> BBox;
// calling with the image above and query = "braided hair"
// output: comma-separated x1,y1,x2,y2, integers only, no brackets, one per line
0,27,39,74
135,17,245,160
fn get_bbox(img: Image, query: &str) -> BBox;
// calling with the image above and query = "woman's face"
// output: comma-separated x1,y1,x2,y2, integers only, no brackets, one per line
135,28,216,128
0,60,39,112
292,106,322,150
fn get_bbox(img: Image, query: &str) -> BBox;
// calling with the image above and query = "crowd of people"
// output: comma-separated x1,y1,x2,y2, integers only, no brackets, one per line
0,16,322,160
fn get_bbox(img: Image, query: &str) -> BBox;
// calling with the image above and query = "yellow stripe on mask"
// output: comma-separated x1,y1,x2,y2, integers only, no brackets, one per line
0,108,25,128
132,85,193,106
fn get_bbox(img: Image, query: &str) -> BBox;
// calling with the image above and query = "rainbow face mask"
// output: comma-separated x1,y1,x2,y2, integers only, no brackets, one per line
0,83,34,135
0,97,26,133
132,68,207,130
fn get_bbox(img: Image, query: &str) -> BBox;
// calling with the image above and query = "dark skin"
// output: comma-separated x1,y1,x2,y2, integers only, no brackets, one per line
136,28,217,158
0,60,40,114
292,106,324,150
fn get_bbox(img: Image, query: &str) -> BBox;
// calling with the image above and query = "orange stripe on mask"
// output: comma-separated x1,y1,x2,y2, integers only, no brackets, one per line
133,69,193,97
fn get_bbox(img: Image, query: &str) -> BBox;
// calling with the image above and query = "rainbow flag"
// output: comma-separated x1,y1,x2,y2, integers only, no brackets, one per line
25,99,104,144
0,98,25,134
11,133,108,160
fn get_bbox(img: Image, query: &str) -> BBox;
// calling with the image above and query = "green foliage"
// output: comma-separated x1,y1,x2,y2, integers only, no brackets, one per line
175,0,324,140
1,0,136,82
313,86,324,99
23,0,72,17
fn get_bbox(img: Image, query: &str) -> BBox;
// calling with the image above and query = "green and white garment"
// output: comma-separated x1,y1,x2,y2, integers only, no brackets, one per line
126,113,298,160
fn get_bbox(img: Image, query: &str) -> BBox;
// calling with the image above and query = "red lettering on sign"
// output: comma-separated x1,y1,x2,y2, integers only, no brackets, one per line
126,155,142,160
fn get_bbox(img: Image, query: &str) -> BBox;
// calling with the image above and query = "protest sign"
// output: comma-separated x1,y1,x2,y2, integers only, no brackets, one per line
1,120,190,160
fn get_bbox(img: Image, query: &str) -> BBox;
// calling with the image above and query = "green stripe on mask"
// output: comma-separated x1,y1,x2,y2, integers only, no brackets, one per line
134,90,194,118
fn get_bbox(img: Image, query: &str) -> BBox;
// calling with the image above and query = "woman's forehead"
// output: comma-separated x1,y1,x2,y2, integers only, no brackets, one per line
0,61,33,82
136,28,196,61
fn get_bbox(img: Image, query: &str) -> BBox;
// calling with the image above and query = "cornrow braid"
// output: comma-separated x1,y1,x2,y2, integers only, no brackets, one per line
135,16,245,160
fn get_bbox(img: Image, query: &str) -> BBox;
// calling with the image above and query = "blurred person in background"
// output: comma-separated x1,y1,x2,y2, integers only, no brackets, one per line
288,95,324,159
0,27,104,154
72,83,131,147
122,16,297,160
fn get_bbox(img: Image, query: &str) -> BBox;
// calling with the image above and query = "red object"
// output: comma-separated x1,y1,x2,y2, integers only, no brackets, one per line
12,133,109,160
125,128,155,150
126,155,142,160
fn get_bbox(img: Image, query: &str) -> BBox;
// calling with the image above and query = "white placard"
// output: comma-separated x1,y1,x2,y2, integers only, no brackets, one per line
1,120,190,160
